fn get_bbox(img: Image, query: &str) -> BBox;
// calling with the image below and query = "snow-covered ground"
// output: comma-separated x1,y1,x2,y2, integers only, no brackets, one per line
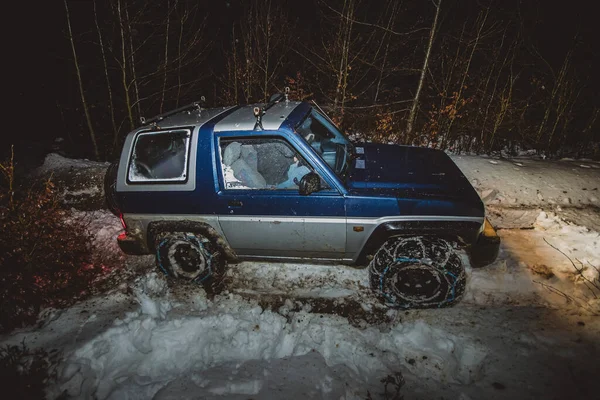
451,155,600,230
2,154,600,399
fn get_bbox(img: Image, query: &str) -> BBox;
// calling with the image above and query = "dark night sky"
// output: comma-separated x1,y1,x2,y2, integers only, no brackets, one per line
9,0,598,154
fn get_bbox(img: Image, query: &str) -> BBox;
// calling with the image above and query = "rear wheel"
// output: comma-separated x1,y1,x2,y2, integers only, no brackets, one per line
154,232,225,291
368,237,466,308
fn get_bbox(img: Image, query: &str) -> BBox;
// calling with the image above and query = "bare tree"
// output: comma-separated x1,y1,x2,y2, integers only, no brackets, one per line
159,0,172,113
406,0,442,141
116,0,135,130
64,0,100,159
93,0,118,152
222,0,292,104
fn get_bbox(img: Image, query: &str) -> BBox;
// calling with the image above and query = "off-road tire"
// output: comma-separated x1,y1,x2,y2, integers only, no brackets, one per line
154,232,225,291
368,237,466,308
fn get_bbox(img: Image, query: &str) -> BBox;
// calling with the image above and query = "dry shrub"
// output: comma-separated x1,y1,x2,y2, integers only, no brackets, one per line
0,342,60,399
0,148,101,333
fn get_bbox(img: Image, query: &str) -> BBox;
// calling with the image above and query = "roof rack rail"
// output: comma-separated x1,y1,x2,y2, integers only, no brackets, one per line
264,87,290,111
140,96,206,125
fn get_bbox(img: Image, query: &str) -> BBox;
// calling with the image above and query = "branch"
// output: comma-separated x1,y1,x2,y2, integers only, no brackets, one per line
344,99,414,110
318,0,429,37
544,237,599,299
533,280,598,315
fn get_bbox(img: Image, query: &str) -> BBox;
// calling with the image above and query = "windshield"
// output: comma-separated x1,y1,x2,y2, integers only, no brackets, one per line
296,109,353,180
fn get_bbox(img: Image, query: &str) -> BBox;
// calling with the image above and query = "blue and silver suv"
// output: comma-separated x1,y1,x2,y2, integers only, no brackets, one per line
105,93,499,308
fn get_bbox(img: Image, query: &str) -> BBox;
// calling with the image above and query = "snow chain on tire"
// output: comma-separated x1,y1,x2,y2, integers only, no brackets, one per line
155,232,225,289
368,237,466,308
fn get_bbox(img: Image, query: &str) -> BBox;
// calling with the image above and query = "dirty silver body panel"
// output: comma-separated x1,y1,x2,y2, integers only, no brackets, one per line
218,215,347,259
121,214,225,254
123,213,483,263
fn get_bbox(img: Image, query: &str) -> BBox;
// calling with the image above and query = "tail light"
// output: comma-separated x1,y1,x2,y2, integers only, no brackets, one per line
119,213,127,230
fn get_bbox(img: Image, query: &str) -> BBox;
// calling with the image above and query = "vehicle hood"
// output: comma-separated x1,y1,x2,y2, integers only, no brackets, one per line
346,143,484,214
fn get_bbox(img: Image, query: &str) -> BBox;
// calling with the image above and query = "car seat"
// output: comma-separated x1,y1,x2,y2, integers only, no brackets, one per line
256,142,295,185
223,142,266,188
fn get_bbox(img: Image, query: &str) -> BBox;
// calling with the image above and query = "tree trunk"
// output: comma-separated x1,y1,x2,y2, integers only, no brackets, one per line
124,2,141,120
117,0,134,130
160,0,171,113
64,0,100,160
443,8,488,148
93,0,118,155
406,0,441,142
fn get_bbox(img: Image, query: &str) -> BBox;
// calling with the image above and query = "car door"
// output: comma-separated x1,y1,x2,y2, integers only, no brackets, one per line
214,135,346,260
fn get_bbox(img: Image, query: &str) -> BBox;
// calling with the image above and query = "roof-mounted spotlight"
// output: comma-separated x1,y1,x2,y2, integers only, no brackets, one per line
253,106,264,131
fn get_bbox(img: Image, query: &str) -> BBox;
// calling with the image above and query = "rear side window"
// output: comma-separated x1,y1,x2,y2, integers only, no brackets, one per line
128,129,191,183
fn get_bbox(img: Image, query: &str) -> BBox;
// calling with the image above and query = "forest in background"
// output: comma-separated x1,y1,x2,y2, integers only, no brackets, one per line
40,0,600,160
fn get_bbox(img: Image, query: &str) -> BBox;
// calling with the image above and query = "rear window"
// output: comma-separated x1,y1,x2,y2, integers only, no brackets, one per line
128,129,191,183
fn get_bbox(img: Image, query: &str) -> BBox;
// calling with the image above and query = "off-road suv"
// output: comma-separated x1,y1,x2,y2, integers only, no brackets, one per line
105,92,499,308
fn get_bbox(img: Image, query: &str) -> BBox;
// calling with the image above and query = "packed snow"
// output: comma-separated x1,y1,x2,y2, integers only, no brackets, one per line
2,153,600,399
451,155,600,230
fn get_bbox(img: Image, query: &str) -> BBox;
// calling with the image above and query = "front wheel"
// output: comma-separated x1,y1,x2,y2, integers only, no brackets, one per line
154,232,225,292
368,237,466,308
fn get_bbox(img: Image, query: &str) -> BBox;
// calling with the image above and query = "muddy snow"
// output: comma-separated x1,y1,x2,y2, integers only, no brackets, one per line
2,153,600,399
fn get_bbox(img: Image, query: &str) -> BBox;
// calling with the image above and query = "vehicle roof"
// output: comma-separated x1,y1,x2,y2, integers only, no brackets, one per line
153,106,236,130
152,101,304,132
214,101,302,132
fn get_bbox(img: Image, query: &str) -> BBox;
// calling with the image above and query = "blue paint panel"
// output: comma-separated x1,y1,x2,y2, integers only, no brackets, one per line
346,196,399,218
346,142,484,218
118,101,483,221
216,190,345,217
279,102,311,133
212,129,346,217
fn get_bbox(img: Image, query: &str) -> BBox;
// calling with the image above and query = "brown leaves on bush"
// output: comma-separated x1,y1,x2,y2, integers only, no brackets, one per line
0,150,101,333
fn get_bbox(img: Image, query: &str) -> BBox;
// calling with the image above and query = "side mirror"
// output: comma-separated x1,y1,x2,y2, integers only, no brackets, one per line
298,172,321,196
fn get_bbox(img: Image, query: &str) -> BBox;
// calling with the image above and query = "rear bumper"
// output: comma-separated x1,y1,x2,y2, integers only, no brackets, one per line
469,218,500,268
117,232,148,255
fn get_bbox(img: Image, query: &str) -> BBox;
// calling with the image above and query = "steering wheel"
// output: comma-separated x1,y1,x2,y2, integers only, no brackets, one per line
135,161,155,179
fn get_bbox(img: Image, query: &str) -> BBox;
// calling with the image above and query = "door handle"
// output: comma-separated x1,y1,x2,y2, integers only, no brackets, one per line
228,200,243,208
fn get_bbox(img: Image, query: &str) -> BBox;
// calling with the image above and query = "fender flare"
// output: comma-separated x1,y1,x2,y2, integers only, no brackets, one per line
356,219,483,265
147,220,238,262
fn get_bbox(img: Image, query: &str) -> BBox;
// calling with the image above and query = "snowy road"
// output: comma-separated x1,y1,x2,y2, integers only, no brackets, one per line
2,153,599,399
451,154,600,230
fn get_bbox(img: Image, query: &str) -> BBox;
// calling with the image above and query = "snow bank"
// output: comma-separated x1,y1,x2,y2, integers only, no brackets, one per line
66,210,123,255
35,153,109,175
47,273,488,399
32,153,110,211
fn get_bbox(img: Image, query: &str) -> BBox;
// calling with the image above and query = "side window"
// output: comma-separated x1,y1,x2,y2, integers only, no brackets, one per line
128,129,191,183
220,137,327,191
